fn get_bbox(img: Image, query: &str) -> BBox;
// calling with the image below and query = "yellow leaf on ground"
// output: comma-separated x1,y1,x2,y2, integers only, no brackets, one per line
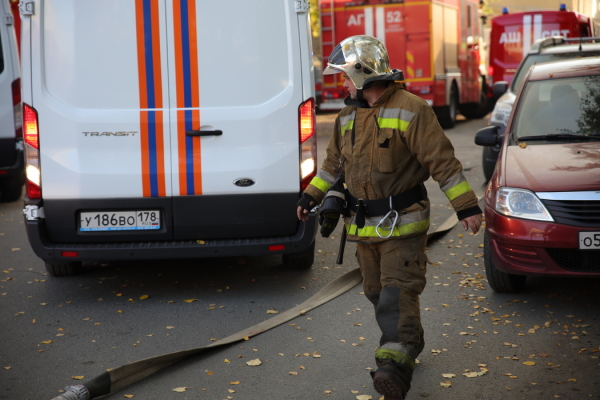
124,395,134,398
72,376,85,380
356,395,373,400
166,326,174,329
289,371,298,375
230,381,240,385
246,359,262,366
523,361,536,366
266,310,279,314
40,340,52,344
184,299,197,303
442,373,456,378
172,387,187,392
518,142,527,148
463,372,479,378
440,381,452,387
139,295,149,300
228,389,236,393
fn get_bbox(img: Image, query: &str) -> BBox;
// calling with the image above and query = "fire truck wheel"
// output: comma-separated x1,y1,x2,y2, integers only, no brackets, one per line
0,172,25,203
460,90,488,119
435,84,458,129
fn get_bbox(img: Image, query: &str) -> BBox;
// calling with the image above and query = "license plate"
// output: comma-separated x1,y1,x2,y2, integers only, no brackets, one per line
579,231,600,250
80,210,161,231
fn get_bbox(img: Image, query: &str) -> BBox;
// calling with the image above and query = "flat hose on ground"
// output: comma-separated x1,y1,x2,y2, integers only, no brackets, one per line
50,186,485,400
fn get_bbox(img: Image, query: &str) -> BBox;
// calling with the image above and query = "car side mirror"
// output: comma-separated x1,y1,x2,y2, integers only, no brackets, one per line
493,81,509,99
475,126,501,146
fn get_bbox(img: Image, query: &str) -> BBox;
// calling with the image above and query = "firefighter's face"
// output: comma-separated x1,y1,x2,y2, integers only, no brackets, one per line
342,73,357,99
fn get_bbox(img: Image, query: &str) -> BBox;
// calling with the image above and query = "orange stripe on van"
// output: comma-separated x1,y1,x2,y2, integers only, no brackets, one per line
150,0,166,197
172,0,187,195
135,0,151,197
188,0,202,194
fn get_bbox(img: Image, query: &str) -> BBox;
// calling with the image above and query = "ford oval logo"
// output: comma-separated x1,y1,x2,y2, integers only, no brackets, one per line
234,178,255,187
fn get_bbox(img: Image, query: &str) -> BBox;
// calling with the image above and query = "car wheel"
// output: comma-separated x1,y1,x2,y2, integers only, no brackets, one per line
0,172,25,203
484,231,526,293
282,240,315,269
435,84,458,129
45,261,82,277
460,89,488,119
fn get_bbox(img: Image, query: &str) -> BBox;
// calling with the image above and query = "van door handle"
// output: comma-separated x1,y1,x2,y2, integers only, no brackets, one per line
185,130,223,137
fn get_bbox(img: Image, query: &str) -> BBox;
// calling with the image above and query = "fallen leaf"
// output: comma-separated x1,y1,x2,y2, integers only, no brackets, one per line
463,372,479,378
230,381,240,385
440,381,452,387
40,340,52,344
266,310,279,314
289,371,298,375
72,376,85,380
172,387,187,392
139,295,149,300
442,373,456,378
518,142,527,148
124,395,134,399
246,359,262,366
4,367,11,370
356,395,373,400
196,240,205,245
228,389,236,393
11,248,20,252
166,326,174,329
523,361,536,366
183,299,198,303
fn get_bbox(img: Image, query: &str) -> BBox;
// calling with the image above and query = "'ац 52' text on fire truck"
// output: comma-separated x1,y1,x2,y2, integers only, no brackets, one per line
319,0,489,129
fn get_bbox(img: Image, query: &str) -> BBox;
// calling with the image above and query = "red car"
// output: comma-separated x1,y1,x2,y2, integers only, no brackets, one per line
475,56,600,293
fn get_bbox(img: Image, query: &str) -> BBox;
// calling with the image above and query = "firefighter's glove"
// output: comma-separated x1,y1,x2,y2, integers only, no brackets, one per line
319,211,340,238
297,193,316,213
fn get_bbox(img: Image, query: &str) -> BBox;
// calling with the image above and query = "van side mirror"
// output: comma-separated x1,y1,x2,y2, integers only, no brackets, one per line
493,81,509,99
475,126,501,146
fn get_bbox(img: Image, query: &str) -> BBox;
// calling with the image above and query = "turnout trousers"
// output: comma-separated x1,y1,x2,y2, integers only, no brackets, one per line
356,233,428,359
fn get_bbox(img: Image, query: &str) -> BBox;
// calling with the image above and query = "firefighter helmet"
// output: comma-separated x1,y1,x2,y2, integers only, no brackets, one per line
323,35,403,90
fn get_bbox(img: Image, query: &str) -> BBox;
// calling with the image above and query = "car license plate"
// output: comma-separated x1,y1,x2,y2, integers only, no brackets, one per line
579,231,600,250
80,210,161,231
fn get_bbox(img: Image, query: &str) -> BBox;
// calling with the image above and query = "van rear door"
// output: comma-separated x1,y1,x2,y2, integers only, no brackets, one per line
164,1,306,239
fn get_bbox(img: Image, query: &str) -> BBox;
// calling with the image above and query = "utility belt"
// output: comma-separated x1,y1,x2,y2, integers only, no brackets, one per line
346,184,427,235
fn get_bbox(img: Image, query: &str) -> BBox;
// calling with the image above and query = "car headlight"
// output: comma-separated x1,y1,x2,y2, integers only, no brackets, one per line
496,188,554,222
490,102,512,125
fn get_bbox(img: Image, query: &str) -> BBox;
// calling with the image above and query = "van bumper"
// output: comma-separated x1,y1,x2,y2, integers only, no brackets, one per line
25,213,318,262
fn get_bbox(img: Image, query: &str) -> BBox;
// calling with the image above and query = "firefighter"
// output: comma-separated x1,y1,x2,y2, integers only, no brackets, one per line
297,35,482,400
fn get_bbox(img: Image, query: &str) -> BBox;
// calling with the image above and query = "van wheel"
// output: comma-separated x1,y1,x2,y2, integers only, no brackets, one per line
282,241,315,269
45,261,82,277
0,173,25,203
484,231,526,293
435,84,458,129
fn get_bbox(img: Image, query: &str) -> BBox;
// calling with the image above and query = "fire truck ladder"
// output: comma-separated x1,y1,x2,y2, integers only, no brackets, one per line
320,0,338,90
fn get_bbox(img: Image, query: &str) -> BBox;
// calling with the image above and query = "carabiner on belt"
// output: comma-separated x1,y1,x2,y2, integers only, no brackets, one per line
375,196,399,239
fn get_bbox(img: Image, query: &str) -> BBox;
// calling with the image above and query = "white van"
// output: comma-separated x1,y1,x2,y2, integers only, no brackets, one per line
20,0,318,276
0,0,23,202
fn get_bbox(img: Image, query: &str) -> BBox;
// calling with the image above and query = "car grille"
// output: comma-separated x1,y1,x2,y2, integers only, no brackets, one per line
546,248,600,272
542,199,600,228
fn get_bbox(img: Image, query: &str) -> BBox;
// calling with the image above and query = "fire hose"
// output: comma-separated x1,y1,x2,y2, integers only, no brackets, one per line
51,187,484,400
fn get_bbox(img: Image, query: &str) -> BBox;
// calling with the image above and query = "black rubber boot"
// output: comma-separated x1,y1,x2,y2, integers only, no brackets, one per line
372,348,414,400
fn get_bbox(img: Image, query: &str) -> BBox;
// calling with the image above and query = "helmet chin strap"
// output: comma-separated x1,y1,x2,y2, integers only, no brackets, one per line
356,89,365,101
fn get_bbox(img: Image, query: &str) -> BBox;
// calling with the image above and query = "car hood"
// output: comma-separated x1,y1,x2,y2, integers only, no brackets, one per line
504,142,600,192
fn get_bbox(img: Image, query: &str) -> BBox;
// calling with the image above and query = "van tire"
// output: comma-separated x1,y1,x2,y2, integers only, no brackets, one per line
45,261,82,277
282,241,315,269
484,231,526,293
0,173,25,203
460,90,488,119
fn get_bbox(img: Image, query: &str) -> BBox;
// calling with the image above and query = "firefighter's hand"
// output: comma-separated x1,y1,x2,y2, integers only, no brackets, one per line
461,214,482,234
297,193,316,222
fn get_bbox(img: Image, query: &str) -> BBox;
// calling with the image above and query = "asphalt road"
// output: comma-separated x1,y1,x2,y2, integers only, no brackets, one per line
1,113,599,400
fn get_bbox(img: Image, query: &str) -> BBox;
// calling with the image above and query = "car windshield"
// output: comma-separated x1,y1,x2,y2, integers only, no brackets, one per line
511,52,600,92
512,75,600,139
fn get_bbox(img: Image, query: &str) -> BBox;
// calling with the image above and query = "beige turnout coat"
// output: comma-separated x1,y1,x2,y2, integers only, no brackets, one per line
305,82,480,242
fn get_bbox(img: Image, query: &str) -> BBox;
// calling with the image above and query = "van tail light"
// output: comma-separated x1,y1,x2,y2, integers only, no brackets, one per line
299,98,317,191
23,103,42,199
12,79,22,139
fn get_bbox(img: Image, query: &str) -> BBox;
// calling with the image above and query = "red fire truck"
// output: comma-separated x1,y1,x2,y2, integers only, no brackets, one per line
488,6,595,86
319,0,488,128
